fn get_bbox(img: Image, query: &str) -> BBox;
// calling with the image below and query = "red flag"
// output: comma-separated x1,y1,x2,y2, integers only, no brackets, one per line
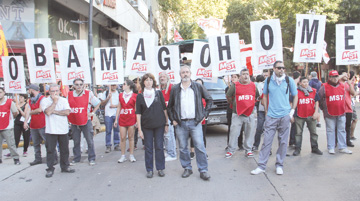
174,29,184,42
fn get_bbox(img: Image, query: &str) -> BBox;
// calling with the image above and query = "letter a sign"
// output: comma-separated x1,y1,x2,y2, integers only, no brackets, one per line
25,38,56,83
209,33,242,77
336,24,360,65
251,19,283,70
56,40,91,85
293,14,326,63
94,47,124,85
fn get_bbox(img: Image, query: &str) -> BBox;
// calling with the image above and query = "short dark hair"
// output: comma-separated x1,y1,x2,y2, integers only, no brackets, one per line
73,78,84,84
299,76,308,82
338,69,347,76
273,61,283,68
350,70,355,80
0,87,4,92
195,78,204,85
19,94,28,100
240,68,249,74
231,74,240,78
256,75,265,82
292,71,301,79
140,73,157,92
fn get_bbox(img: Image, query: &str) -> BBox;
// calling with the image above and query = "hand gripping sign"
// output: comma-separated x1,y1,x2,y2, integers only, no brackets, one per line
154,45,180,84
125,32,157,77
56,40,91,85
293,14,326,63
209,33,242,77
2,56,26,94
25,38,56,83
94,47,124,85
336,24,360,65
251,19,283,70
191,41,213,82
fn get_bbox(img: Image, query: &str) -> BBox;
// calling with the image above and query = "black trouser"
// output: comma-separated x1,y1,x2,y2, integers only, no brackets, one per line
289,122,296,145
227,112,243,147
14,123,30,152
190,123,207,148
346,113,353,144
45,134,70,171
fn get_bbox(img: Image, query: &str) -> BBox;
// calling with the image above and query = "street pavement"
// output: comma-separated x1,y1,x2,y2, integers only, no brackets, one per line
1,115,360,201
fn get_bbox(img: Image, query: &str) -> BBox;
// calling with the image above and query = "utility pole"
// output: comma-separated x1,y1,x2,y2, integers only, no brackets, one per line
88,0,94,92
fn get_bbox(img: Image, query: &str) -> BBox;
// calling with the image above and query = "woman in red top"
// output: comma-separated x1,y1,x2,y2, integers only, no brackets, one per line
114,80,137,163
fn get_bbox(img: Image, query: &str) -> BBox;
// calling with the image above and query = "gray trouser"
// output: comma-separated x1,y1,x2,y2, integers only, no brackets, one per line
72,120,96,162
228,113,255,153
294,116,318,150
257,115,291,170
31,127,46,161
0,129,19,160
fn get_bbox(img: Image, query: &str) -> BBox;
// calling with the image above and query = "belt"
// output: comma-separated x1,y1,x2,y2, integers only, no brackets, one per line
181,118,195,121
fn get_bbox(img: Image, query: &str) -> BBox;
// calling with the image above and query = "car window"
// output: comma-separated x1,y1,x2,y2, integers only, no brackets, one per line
203,78,227,90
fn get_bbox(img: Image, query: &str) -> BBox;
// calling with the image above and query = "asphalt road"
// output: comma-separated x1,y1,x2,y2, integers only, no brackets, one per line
1,116,360,201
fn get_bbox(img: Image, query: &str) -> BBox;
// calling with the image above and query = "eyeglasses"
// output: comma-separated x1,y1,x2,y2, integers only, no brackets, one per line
74,84,83,87
50,90,59,92
276,67,285,70
329,75,339,78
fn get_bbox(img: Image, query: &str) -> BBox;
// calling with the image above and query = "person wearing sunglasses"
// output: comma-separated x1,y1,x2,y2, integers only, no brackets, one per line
68,78,100,166
318,70,352,155
251,61,298,176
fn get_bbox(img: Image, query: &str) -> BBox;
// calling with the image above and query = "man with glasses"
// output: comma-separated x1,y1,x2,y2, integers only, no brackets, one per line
40,84,75,177
68,78,100,166
251,61,298,175
318,70,352,154
99,84,120,153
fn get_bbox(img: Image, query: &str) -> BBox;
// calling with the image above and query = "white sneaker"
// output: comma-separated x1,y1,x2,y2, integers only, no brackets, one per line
129,155,136,162
276,167,283,175
89,160,96,166
328,149,335,154
251,167,265,175
118,155,127,163
339,148,352,154
165,155,177,161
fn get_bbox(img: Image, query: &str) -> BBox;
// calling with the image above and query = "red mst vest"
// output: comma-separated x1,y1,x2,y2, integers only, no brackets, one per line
235,82,256,116
68,90,89,126
324,83,345,116
297,89,316,118
0,99,12,130
161,84,172,106
119,93,137,127
29,95,45,129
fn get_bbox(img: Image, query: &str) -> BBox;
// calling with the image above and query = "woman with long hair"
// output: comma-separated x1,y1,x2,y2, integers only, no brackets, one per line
136,73,168,178
114,80,137,163
14,94,30,156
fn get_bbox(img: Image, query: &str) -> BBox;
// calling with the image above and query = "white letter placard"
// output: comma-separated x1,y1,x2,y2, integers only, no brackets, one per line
56,40,91,85
251,19,283,70
191,41,213,82
209,33,242,77
336,24,360,65
293,14,326,63
125,32,157,76
94,47,124,85
154,45,180,84
2,56,26,94
25,38,56,83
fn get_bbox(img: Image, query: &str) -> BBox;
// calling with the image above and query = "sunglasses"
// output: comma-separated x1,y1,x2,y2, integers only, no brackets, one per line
329,75,339,78
74,84,83,87
275,67,285,70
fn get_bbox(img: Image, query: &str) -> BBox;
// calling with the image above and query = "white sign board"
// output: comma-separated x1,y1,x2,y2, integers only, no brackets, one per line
293,14,326,63
94,47,124,85
2,56,26,94
336,24,360,65
125,32,157,76
209,33,242,77
56,40,91,85
154,46,180,84
191,41,213,82
251,19,283,70
25,38,56,83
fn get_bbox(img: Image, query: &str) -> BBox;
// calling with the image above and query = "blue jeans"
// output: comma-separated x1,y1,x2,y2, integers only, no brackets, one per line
143,126,165,172
105,116,120,147
72,120,96,162
253,111,265,147
325,115,347,150
164,119,177,157
175,120,208,172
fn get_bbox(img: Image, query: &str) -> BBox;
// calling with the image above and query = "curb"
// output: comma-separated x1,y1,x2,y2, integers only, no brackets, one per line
2,125,106,149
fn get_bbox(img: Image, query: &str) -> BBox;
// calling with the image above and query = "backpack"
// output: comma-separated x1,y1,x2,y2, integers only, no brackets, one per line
267,76,290,94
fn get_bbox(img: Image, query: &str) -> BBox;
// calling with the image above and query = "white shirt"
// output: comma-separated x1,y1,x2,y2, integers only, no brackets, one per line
0,97,17,130
256,82,265,112
180,82,195,119
41,97,71,135
99,90,119,117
